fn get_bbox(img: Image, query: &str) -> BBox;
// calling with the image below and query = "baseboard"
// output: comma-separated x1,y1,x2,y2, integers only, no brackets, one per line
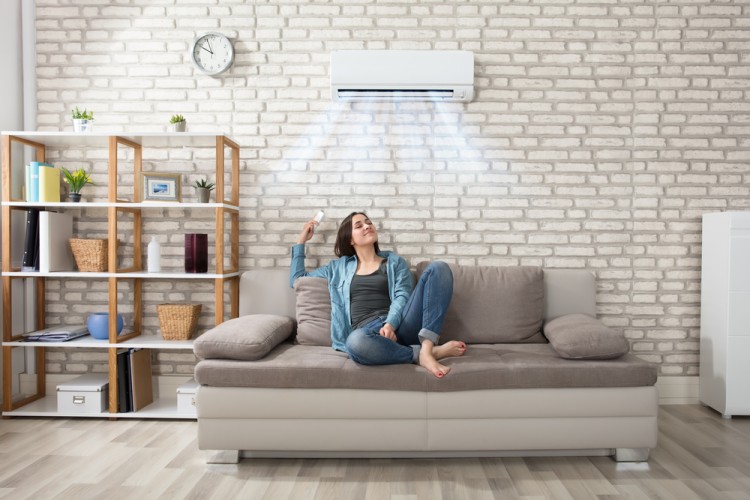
656,376,699,405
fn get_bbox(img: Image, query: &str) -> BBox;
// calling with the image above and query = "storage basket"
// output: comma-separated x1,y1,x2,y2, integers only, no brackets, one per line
69,238,108,272
157,303,202,341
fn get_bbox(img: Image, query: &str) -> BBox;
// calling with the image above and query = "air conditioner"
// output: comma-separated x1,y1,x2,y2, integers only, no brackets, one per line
330,50,474,102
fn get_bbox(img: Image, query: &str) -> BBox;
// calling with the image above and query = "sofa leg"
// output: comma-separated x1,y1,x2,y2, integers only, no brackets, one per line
207,450,240,464
614,448,650,462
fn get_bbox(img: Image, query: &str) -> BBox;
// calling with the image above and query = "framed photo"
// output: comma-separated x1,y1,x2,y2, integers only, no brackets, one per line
141,173,182,202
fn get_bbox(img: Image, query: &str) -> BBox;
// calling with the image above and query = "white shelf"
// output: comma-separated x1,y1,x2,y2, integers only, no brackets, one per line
1,201,240,210
2,131,233,148
1,395,196,420
2,271,240,279
3,335,195,349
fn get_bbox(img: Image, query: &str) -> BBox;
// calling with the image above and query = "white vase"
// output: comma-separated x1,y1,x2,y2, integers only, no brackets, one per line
73,119,93,133
147,236,161,273
170,121,186,132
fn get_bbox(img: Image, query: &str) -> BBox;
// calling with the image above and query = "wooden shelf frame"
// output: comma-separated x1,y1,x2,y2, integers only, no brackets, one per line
1,132,241,417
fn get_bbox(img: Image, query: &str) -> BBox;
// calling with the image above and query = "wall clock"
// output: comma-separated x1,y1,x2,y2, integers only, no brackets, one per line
190,32,235,76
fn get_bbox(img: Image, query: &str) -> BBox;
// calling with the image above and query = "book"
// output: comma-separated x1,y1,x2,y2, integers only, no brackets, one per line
22,326,89,342
129,348,154,411
39,211,75,273
38,165,61,203
21,209,39,271
184,233,208,273
28,162,40,203
116,349,132,413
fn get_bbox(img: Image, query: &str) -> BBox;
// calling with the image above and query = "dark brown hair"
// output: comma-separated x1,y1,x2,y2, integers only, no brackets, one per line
334,211,381,257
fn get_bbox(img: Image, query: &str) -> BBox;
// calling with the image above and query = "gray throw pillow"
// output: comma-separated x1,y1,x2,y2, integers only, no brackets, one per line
543,313,629,360
294,277,332,346
193,314,294,360
418,262,545,344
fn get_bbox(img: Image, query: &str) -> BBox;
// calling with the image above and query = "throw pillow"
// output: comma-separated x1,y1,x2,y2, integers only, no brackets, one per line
543,313,629,360
193,314,294,360
294,277,332,346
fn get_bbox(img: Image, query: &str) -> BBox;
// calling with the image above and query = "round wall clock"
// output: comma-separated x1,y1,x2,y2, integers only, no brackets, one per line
190,32,235,76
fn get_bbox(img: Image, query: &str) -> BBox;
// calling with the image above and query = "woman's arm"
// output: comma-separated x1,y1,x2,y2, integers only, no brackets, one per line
384,256,414,330
289,219,329,288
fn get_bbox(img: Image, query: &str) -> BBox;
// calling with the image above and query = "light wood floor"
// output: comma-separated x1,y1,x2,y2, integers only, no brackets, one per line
1,405,749,499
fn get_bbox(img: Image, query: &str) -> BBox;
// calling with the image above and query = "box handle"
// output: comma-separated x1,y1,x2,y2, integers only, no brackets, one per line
73,396,86,405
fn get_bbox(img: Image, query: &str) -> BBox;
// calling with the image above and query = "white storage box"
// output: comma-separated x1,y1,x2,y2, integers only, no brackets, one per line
177,378,198,415
57,373,109,414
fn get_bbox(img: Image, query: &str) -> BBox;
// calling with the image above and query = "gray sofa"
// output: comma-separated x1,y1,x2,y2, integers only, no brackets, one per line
193,265,658,463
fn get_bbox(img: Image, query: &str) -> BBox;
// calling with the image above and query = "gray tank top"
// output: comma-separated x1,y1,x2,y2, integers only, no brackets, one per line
350,261,391,328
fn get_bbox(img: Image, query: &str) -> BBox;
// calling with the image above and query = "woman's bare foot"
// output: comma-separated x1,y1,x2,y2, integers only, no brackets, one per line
419,348,451,378
433,340,467,360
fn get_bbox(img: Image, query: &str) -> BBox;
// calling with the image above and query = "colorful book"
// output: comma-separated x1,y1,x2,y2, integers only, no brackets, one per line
28,162,40,203
38,165,61,203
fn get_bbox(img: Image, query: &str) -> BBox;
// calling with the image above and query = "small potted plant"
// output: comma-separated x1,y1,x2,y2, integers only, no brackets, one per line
170,114,187,132
193,177,215,203
61,167,93,202
72,107,94,132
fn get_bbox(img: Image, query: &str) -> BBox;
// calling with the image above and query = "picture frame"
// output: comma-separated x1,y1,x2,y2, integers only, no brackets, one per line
141,173,182,202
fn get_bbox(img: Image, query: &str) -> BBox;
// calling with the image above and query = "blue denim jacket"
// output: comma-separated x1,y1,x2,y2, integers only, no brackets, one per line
289,243,414,351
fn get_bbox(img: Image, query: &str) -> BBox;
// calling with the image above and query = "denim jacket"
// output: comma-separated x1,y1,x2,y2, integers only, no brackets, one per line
289,243,414,351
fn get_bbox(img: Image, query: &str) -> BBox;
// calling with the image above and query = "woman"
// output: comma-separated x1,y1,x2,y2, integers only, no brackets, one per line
290,211,466,378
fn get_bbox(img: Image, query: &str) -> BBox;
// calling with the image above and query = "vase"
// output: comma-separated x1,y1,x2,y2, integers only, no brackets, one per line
87,312,124,340
197,187,210,203
170,122,186,132
68,193,81,203
73,119,93,133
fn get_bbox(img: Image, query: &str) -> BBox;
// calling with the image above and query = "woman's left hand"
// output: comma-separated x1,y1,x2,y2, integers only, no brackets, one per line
379,323,397,341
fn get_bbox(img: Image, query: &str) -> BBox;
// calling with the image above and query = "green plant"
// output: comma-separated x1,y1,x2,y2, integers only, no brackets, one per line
72,107,94,120
170,114,186,124
61,167,94,194
193,177,215,191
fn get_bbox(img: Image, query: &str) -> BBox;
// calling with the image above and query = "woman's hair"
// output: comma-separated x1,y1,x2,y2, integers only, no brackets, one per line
334,211,381,257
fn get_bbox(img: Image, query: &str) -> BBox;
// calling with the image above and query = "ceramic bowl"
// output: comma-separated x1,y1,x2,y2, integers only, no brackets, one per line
87,312,124,340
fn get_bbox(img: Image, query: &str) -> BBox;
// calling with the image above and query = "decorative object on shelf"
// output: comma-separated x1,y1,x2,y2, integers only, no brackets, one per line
157,303,202,340
147,236,161,273
86,312,124,340
71,107,94,132
184,233,208,273
69,238,109,272
140,172,182,202
190,32,235,76
169,114,186,132
61,167,93,202
193,177,215,203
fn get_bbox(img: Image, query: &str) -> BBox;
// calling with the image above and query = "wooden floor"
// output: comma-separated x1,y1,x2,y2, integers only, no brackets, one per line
0,405,749,499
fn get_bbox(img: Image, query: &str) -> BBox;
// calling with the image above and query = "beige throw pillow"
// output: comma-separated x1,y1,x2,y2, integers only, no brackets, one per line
193,314,294,360
294,277,333,346
543,313,629,360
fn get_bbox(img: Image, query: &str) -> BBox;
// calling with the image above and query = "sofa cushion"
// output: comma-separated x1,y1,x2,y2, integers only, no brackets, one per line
544,313,629,360
417,263,546,344
193,314,294,361
195,343,657,392
294,277,332,346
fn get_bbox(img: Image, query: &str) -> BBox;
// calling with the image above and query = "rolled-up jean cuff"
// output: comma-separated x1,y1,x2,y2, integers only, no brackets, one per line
418,328,440,345
411,345,420,364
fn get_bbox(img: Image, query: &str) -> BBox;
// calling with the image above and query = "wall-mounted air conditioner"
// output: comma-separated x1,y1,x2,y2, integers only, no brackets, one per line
330,50,474,102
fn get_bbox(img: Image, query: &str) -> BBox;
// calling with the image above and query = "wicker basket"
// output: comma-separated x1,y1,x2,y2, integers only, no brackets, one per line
69,238,108,272
157,303,202,341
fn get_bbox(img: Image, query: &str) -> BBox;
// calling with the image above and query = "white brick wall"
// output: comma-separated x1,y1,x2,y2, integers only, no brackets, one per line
33,0,750,378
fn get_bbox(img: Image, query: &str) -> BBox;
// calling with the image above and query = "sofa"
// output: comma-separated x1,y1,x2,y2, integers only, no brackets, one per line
193,265,658,463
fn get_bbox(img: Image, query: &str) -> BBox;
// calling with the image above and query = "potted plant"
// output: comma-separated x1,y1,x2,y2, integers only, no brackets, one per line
170,114,187,132
72,107,94,132
61,167,93,202
193,177,214,203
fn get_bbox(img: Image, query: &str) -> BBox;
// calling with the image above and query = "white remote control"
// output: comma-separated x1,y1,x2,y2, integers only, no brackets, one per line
314,210,325,223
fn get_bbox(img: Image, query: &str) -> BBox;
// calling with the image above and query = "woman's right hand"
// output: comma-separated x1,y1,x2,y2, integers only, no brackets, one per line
296,220,319,244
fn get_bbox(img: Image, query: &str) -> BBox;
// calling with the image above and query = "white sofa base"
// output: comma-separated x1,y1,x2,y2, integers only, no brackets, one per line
197,386,657,462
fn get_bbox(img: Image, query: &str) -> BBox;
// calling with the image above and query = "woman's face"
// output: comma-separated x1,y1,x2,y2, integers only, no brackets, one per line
350,213,378,248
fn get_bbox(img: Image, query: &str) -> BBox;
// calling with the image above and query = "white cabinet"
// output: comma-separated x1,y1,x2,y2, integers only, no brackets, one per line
699,211,750,417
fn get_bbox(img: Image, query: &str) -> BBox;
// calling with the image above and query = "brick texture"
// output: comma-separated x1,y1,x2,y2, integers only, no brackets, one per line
33,0,750,378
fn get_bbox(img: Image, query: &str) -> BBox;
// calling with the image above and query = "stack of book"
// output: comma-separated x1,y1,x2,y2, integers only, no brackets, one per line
116,348,154,413
22,326,89,342
25,162,60,203
21,210,75,273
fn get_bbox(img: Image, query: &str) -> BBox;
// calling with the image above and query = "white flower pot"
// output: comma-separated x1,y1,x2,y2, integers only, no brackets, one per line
171,122,186,132
73,119,93,133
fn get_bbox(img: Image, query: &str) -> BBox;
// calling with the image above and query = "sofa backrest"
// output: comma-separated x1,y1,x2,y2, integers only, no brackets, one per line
239,266,596,326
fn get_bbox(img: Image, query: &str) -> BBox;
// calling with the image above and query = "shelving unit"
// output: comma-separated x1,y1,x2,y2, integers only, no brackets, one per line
1,131,241,419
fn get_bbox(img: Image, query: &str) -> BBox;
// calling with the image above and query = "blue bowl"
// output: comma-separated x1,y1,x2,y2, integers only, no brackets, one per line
87,312,124,340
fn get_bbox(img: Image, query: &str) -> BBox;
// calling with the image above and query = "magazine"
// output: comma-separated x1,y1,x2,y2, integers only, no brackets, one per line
22,326,89,342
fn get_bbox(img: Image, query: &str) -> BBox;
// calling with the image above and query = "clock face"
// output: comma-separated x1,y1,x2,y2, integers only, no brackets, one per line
191,32,234,76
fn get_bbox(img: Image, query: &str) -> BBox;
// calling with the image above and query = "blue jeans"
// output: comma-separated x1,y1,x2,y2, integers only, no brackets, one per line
344,261,454,365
